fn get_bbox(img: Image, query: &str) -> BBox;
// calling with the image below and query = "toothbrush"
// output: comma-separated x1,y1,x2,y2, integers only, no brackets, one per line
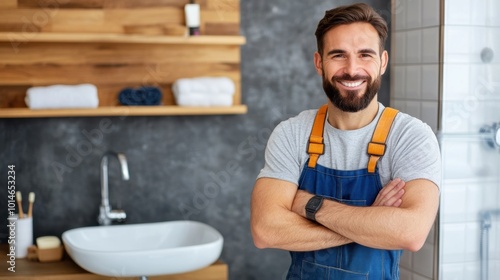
16,191,24,219
28,192,35,218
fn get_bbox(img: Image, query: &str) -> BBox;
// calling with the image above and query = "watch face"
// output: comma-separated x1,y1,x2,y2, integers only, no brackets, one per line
307,196,323,211
308,197,322,209
306,196,323,221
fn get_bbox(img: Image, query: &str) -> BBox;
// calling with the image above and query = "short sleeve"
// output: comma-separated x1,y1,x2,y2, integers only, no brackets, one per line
390,118,442,189
257,121,303,186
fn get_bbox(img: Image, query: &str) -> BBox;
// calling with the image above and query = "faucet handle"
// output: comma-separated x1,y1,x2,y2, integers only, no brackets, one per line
109,209,127,223
116,153,130,180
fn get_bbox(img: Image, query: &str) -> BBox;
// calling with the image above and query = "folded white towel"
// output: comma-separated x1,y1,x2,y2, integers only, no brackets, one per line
174,92,234,107
172,77,235,107
172,77,235,96
25,84,99,109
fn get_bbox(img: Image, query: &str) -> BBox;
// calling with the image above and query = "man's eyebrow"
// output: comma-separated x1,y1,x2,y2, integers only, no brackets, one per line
358,48,378,55
326,48,378,56
326,49,346,56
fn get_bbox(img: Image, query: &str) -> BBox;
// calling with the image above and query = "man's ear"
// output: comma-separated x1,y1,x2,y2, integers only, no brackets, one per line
314,52,323,77
380,50,389,75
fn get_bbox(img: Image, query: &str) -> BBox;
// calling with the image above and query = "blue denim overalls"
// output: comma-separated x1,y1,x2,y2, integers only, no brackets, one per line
287,104,402,280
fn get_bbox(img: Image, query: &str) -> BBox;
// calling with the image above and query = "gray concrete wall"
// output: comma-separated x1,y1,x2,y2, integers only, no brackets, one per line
0,1,391,279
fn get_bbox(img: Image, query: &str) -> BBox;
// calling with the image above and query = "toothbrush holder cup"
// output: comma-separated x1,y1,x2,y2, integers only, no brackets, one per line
14,214,33,259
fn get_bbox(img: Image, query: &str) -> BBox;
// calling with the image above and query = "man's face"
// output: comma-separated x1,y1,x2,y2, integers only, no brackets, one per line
314,22,388,112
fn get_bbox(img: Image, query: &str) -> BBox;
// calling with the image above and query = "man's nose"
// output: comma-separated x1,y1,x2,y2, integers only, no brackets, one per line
343,58,360,77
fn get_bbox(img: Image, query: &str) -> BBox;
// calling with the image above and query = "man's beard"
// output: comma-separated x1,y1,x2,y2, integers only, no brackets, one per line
322,72,381,113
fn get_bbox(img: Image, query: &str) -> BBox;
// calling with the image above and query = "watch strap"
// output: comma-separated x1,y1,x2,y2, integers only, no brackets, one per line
305,195,324,221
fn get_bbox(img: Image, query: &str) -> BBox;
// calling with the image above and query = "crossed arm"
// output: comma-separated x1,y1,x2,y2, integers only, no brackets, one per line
250,177,439,252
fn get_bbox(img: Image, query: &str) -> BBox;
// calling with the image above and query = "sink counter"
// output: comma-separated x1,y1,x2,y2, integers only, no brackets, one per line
0,245,227,280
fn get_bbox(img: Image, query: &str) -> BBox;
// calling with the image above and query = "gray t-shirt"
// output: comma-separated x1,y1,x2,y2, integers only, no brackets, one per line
258,103,441,188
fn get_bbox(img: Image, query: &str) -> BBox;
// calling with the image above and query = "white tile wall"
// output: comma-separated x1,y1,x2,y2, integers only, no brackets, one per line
491,223,500,259
441,21,500,134
442,64,470,101
400,267,412,280
470,0,487,26
414,273,433,280
442,223,466,263
393,0,406,31
441,100,500,134
488,0,500,26
406,0,422,29
441,136,500,181
401,250,413,268
391,99,406,112
422,28,439,63
440,262,481,280
441,184,467,223
443,26,471,64
464,223,480,262
422,0,440,27
413,243,435,278
421,65,439,101
443,26,498,64
393,32,406,64
406,66,421,99
493,260,500,278
444,0,471,25
392,2,500,280
392,65,406,99
465,263,481,280
440,263,462,279
394,0,440,31
391,1,440,133
420,101,439,131
405,100,421,118
440,101,469,133
440,177,500,279
406,30,422,64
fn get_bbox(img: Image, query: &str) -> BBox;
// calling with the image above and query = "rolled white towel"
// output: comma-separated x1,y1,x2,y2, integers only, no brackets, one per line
175,92,234,107
25,84,99,109
172,77,235,96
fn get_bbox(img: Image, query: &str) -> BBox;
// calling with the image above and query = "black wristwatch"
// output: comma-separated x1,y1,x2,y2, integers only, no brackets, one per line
305,195,324,221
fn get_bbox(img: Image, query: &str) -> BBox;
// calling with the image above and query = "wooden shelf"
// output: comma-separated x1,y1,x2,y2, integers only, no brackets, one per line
0,105,248,118
0,1,246,118
0,244,228,280
0,32,246,45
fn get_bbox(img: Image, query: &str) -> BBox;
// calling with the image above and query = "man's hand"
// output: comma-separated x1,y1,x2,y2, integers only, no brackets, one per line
291,178,406,217
372,178,405,207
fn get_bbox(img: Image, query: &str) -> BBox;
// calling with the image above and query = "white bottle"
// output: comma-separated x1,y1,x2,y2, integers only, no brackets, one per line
185,1,200,36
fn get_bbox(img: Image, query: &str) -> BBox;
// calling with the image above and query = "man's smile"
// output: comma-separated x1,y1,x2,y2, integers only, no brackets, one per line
337,80,365,89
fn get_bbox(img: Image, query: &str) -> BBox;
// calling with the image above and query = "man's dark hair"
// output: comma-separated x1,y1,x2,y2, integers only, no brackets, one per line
315,3,388,56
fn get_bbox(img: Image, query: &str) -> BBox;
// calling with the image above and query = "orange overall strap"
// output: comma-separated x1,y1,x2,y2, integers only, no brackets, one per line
307,104,328,168
367,107,399,173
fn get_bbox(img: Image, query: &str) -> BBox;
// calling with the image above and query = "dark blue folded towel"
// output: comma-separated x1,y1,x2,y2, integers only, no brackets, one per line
118,86,162,106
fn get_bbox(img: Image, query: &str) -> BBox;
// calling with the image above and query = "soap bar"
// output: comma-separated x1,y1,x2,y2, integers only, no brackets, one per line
36,236,61,249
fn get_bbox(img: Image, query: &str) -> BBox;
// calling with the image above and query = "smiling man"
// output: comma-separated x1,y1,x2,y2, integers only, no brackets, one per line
251,3,441,280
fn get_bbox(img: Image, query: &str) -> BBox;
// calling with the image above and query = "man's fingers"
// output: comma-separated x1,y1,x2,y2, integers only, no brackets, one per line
377,178,404,200
381,189,405,206
373,179,406,207
379,178,401,195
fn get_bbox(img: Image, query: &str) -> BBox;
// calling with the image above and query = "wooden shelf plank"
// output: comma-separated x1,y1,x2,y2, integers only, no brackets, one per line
0,105,247,118
0,243,228,280
0,32,246,45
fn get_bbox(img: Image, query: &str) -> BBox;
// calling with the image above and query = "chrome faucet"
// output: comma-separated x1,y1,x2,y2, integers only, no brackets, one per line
98,152,129,226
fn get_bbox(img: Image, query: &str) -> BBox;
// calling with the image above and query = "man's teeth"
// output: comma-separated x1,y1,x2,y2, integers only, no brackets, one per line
340,81,363,88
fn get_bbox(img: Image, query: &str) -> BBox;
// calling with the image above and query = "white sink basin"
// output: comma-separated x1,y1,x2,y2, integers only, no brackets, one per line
62,220,223,277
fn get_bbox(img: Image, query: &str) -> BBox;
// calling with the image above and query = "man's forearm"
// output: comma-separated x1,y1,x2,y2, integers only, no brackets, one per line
315,200,413,250
252,209,352,251
293,179,439,251
251,178,352,251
